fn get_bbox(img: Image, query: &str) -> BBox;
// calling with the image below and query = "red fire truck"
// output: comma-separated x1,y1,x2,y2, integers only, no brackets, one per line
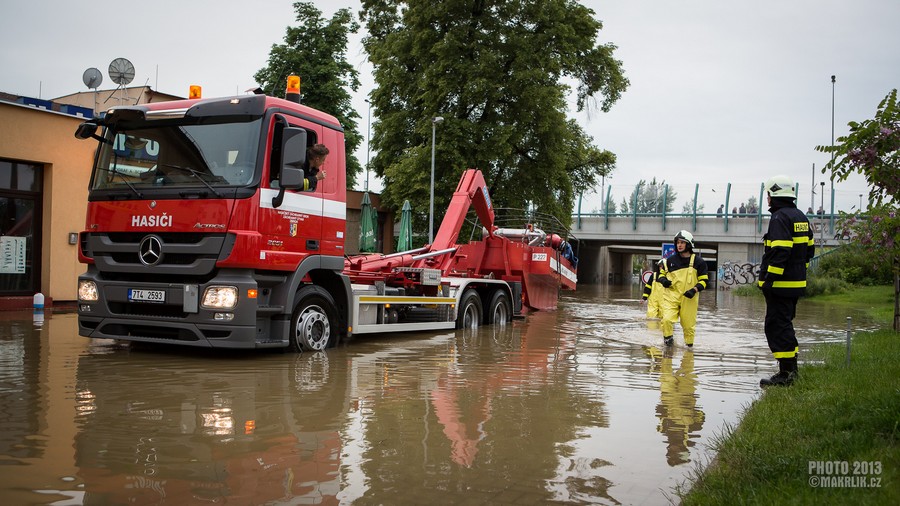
74,82,577,351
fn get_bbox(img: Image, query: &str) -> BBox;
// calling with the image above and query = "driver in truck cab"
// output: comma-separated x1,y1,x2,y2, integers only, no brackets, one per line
303,143,329,191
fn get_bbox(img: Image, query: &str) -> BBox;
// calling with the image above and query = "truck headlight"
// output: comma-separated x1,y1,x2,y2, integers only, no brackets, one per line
78,280,99,301
201,286,238,309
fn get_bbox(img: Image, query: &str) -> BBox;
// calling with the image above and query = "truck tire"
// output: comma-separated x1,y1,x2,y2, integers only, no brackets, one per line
290,286,338,352
484,290,511,325
456,289,482,329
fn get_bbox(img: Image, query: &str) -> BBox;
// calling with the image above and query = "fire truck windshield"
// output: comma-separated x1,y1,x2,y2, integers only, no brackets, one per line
91,118,263,191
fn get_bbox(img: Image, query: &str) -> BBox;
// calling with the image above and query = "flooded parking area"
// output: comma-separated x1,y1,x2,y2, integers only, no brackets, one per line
0,285,880,505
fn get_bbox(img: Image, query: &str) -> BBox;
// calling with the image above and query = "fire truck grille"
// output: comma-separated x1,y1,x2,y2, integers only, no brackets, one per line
108,302,187,318
85,232,230,276
99,323,200,342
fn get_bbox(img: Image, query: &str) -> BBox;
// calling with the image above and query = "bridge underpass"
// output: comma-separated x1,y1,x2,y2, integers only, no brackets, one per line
570,215,839,285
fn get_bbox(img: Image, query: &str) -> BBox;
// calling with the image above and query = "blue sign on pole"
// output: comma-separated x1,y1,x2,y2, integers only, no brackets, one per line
662,242,675,259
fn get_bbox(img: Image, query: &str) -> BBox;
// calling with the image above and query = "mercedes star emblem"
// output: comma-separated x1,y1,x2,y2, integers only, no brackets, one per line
138,235,163,266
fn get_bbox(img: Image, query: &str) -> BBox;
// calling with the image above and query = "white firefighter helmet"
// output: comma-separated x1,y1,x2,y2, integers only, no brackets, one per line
765,175,796,199
674,230,694,249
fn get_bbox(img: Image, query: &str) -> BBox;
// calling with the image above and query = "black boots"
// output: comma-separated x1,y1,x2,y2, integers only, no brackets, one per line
760,357,798,387
664,336,674,347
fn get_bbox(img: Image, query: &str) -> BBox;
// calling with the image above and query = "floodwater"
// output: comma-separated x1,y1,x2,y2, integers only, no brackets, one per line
0,285,881,505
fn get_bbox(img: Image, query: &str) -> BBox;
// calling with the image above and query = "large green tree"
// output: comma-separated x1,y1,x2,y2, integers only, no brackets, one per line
360,0,627,229
619,178,678,215
255,2,363,183
817,89,900,330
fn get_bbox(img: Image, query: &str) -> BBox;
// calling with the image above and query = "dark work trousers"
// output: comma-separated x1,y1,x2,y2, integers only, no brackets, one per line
763,292,799,358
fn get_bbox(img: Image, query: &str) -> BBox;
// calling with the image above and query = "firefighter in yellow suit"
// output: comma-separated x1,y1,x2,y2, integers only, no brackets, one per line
641,259,666,319
657,231,709,347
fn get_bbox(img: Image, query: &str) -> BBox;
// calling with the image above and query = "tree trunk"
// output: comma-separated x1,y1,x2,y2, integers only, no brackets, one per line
894,257,900,332
894,273,899,332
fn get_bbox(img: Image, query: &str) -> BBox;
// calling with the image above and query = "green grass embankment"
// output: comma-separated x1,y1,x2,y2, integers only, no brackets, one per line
680,327,899,505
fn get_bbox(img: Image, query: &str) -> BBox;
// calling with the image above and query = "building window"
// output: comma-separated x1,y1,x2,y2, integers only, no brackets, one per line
0,160,42,295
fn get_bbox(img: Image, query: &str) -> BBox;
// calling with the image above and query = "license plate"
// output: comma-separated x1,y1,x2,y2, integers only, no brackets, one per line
128,289,166,303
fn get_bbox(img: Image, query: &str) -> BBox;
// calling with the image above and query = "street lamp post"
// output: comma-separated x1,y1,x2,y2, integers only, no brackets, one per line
820,181,826,243
830,75,836,214
820,181,825,213
810,162,815,213
859,194,863,211
429,116,444,243
365,99,372,192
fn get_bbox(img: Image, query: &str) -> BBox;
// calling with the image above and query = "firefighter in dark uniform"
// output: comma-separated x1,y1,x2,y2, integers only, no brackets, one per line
758,175,815,387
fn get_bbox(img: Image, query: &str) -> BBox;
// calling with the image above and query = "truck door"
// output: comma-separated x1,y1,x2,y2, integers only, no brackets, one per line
259,116,325,258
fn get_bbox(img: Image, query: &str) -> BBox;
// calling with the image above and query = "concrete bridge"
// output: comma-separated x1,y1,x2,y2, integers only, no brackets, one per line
569,214,841,285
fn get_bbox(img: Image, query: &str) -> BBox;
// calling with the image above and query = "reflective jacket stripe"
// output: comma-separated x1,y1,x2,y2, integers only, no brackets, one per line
773,347,799,359
773,280,806,288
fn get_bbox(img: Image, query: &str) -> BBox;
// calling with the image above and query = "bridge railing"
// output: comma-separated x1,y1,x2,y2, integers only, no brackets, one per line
573,181,842,236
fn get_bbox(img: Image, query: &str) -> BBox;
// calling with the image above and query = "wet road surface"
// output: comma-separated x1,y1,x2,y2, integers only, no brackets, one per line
0,285,880,505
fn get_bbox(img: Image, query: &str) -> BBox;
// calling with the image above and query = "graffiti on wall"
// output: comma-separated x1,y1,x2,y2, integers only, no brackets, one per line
718,261,761,288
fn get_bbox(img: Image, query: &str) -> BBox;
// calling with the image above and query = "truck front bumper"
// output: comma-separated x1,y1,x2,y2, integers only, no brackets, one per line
77,267,286,349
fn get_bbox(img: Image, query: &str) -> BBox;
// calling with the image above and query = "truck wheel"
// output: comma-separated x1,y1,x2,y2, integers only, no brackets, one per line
456,289,482,329
485,290,511,325
290,286,338,352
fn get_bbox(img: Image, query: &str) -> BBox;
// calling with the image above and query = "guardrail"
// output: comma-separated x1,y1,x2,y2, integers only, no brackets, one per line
572,182,850,236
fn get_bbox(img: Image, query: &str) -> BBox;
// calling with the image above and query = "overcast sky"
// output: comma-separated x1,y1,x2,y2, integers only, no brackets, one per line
2,0,897,214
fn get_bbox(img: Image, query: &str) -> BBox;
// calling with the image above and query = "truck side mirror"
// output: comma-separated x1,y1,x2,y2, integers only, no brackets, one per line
272,126,308,207
74,122,99,140
74,121,111,145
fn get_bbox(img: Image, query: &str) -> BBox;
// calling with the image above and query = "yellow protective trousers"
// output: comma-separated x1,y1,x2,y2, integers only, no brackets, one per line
646,278,663,319
660,255,700,345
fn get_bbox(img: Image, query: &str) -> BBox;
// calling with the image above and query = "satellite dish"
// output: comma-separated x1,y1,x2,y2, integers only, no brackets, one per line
83,67,103,89
108,58,135,86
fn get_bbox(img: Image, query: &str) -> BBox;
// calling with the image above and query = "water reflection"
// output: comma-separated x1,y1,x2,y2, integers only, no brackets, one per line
343,311,612,504
646,347,705,466
0,285,884,505
73,350,346,504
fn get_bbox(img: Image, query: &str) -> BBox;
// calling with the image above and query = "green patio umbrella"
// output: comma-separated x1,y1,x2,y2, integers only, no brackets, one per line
359,192,377,252
397,200,413,251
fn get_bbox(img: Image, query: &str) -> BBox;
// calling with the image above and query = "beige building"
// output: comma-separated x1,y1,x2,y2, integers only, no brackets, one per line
53,85,182,112
0,101,93,308
0,87,392,309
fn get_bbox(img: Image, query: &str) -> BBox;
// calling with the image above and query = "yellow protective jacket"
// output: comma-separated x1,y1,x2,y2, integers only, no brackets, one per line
659,253,709,298
643,262,664,318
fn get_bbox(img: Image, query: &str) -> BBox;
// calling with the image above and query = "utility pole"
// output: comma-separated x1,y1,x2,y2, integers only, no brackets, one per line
429,116,444,243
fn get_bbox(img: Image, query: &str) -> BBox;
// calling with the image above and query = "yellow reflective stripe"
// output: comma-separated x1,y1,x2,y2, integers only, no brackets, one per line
698,274,709,280
772,280,806,288
644,283,652,289
773,347,799,359
807,238,815,246
768,265,785,275
770,240,793,248
303,178,310,191
793,236,808,244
